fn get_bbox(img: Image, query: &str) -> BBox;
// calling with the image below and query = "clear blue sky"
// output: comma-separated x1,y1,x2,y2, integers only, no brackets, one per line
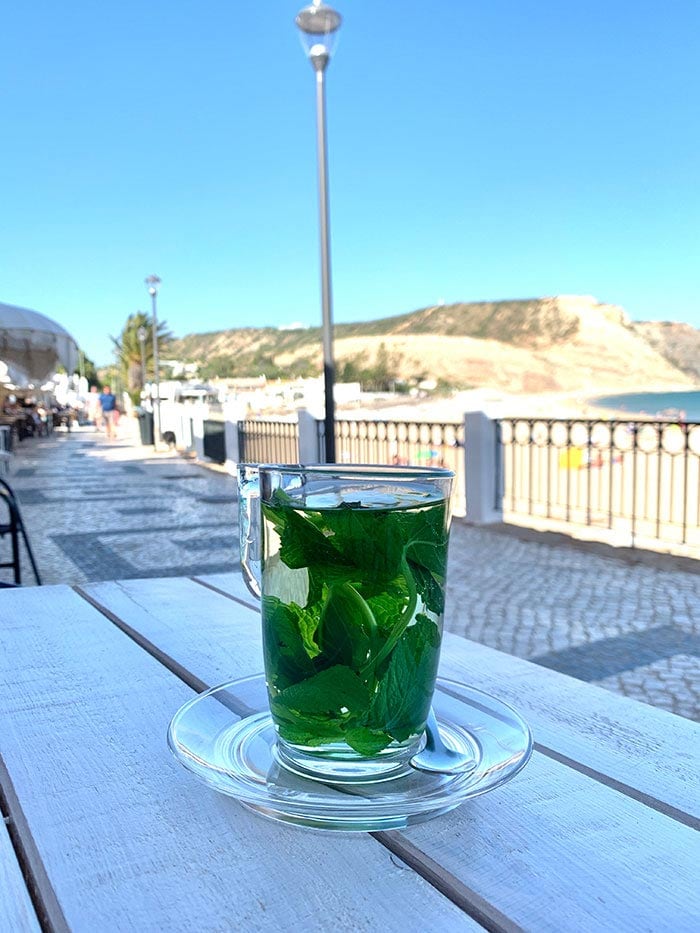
2,0,698,365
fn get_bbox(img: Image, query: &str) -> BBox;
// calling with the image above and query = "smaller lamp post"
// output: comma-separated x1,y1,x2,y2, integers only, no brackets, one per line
144,276,162,447
137,324,148,392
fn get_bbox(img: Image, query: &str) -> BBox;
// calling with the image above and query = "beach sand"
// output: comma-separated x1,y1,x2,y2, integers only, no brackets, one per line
336,384,696,423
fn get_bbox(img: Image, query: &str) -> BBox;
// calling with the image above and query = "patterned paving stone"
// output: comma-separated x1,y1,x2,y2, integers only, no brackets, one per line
594,655,700,721
14,488,49,504
531,626,700,680
3,431,237,585
50,534,138,580
176,534,237,552
441,512,699,720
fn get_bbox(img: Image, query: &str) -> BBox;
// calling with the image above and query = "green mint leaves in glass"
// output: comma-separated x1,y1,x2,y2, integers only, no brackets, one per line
239,465,454,783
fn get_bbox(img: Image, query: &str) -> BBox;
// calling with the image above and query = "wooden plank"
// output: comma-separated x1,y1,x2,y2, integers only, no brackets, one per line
438,632,700,822
0,820,41,932
0,585,473,932
402,751,700,932
82,577,700,932
194,571,258,609
194,573,700,820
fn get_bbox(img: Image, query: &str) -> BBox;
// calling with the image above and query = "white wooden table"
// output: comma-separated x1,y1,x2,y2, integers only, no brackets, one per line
1,574,698,932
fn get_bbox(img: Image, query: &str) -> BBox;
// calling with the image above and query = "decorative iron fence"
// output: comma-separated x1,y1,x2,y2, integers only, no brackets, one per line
497,418,700,551
319,418,466,517
236,417,465,515
237,419,299,464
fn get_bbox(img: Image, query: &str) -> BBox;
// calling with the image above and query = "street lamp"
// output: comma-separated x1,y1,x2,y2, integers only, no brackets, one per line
295,0,342,464
144,276,162,447
137,323,147,392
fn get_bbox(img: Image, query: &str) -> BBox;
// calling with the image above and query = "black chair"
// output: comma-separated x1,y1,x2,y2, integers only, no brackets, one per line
0,479,42,585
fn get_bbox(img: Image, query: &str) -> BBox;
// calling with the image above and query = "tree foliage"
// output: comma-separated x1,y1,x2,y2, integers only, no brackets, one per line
80,352,100,387
110,312,173,393
197,351,318,381
339,342,402,392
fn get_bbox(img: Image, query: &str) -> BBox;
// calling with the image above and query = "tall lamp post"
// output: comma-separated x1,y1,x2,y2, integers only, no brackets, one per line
137,324,147,393
295,0,342,463
144,276,162,447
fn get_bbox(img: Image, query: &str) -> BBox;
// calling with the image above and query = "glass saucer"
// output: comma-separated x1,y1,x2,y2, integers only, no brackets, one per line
167,674,533,832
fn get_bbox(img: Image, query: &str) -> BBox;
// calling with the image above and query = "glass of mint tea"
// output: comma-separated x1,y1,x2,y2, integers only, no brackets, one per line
239,464,454,783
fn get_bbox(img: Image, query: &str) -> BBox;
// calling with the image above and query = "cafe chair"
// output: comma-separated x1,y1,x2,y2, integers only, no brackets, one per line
0,479,42,586
0,425,11,476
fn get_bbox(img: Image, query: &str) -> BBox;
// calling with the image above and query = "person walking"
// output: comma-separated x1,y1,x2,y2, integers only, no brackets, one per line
86,386,101,430
98,385,117,440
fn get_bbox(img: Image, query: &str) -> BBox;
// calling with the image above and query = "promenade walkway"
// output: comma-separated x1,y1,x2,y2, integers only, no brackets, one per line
3,429,698,721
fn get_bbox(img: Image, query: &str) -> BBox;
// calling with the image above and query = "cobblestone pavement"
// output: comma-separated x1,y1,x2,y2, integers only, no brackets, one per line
3,430,698,722
3,429,237,585
444,522,699,721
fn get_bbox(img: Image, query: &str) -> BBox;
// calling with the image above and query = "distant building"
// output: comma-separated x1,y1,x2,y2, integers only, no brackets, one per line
161,359,199,379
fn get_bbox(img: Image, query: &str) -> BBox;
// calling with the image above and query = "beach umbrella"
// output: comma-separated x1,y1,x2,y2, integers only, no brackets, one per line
0,302,79,384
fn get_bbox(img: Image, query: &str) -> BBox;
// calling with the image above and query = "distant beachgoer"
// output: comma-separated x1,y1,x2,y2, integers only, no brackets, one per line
87,386,101,428
98,385,117,440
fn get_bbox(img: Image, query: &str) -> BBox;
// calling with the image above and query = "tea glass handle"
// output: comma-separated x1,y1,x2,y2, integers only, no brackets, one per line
237,464,261,600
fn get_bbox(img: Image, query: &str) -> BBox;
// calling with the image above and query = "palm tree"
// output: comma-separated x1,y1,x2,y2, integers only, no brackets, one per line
111,312,173,394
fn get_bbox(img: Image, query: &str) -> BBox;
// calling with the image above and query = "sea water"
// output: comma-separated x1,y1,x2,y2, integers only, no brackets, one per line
593,389,700,421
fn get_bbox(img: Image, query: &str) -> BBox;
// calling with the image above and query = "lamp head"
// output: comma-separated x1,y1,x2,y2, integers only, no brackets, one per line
137,326,147,343
144,274,162,296
295,2,342,71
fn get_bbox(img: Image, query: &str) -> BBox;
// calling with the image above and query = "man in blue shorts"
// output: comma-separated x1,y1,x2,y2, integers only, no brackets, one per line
98,385,117,440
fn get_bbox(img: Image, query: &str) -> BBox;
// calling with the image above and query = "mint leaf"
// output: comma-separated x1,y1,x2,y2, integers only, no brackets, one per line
368,615,441,742
262,596,318,690
306,562,367,608
366,587,408,634
407,560,445,615
323,507,404,579
272,708,347,746
274,665,370,719
318,583,376,668
407,541,447,577
402,507,448,614
290,601,322,659
402,499,448,566
262,499,351,570
345,726,392,756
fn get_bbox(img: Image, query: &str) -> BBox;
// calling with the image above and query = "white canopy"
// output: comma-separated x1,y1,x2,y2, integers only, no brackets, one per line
0,302,79,384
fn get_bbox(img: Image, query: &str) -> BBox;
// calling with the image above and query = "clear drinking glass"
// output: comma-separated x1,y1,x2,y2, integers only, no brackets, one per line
239,463,454,783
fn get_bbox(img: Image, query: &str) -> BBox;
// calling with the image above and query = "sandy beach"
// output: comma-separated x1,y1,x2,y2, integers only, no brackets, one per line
334,379,698,430
334,383,698,424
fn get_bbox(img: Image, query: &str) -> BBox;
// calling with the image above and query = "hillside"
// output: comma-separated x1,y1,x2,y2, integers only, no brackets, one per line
168,296,697,395
631,321,700,382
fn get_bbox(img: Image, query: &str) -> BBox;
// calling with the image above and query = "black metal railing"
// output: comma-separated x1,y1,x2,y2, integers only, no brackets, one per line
237,419,299,464
497,418,700,550
318,418,466,516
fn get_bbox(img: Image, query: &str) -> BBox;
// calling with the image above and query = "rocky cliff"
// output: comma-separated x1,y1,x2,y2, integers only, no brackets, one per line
631,321,700,382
